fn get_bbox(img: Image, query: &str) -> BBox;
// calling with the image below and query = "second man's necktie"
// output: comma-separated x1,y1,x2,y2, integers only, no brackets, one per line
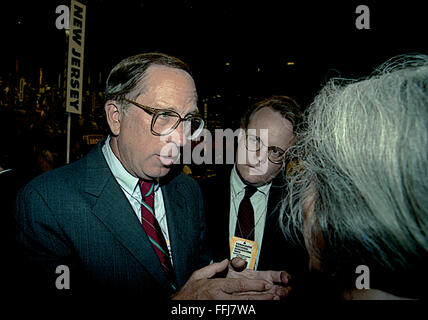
235,185,257,241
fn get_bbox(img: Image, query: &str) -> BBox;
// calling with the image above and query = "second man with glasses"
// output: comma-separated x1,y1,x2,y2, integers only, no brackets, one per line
204,95,310,298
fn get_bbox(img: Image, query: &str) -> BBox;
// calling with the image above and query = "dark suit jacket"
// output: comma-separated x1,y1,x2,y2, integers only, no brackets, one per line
14,140,211,300
202,166,309,296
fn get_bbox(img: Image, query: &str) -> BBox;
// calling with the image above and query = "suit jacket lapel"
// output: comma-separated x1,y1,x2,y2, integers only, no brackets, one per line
161,181,190,288
255,177,284,269
222,170,232,257
84,142,171,291
266,177,284,223
212,167,232,261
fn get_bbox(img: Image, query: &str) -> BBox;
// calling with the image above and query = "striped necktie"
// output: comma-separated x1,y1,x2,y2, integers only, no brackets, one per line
235,185,257,241
138,179,176,291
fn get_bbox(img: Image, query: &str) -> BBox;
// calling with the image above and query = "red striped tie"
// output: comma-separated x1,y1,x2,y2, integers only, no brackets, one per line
138,179,176,291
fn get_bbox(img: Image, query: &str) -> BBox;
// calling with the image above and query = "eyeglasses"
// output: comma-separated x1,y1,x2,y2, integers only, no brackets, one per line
123,98,204,140
245,134,287,164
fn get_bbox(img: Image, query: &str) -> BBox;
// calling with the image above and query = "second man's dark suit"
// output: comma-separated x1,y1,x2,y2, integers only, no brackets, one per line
202,166,309,296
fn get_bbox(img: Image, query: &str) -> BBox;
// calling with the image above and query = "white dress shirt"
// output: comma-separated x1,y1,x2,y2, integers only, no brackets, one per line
0,168,12,175
101,136,173,263
229,165,271,270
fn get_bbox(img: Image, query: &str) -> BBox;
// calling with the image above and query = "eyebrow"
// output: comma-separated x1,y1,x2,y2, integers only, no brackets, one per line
155,104,199,117
248,133,287,150
187,108,200,116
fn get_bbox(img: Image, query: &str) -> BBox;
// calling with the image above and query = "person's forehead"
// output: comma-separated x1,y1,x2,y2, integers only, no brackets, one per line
248,107,293,131
248,107,294,146
139,65,197,111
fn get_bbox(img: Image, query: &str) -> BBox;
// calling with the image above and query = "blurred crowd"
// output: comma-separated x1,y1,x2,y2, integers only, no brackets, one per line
0,74,107,185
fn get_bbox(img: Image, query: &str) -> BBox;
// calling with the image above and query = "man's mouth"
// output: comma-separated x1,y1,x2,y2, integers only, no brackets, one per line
247,162,268,175
158,144,180,166
158,155,177,166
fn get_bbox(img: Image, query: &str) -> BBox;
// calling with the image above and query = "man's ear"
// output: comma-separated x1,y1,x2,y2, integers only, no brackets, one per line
105,101,121,136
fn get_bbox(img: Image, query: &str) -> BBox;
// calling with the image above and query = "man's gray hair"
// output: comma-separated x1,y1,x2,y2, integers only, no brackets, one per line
280,54,428,296
105,52,192,112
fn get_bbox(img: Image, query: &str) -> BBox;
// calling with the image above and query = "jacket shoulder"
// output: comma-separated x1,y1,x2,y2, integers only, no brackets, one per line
23,142,105,195
24,157,87,194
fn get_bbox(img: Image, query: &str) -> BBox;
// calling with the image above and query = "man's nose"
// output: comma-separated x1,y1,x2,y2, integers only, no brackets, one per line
248,147,268,166
168,121,186,147
258,147,269,162
245,148,263,166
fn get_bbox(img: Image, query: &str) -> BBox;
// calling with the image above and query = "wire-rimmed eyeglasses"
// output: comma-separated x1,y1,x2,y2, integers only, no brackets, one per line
244,133,287,164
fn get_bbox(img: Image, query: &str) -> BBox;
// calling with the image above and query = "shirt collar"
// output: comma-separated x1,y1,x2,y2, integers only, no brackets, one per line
230,165,271,197
0,168,13,175
102,135,159,194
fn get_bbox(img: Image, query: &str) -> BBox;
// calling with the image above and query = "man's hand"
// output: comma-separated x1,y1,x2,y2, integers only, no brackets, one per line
227,257,292,298
171,259,281,300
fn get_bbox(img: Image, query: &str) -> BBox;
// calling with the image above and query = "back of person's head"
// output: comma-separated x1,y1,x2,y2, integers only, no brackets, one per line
281,54,428,299
105,52,191,110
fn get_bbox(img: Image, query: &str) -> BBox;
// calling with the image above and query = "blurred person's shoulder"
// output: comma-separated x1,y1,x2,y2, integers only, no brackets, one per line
20,145,101,200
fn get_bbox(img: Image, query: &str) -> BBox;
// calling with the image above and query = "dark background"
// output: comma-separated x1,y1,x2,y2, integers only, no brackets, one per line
3,0,427,101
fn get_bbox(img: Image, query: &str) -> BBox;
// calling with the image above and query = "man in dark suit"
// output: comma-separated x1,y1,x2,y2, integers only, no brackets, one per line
14,53,289,301
204,96,309,297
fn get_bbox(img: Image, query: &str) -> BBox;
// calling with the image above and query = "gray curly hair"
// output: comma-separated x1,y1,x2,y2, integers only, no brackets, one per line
280,54,428,297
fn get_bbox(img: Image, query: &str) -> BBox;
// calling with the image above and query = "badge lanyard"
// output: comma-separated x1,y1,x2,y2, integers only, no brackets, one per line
230,185,265,240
